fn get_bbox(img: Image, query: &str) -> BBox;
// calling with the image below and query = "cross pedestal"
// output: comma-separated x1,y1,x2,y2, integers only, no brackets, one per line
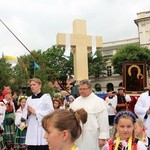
56,19,102,81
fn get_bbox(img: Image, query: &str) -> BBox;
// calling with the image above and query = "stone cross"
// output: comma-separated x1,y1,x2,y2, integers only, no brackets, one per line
56,19,102,81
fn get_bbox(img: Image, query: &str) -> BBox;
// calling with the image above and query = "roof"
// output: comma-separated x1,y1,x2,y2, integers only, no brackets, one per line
4,55,17,61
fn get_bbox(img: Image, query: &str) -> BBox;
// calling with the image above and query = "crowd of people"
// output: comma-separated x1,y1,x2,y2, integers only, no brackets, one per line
0,78,150,150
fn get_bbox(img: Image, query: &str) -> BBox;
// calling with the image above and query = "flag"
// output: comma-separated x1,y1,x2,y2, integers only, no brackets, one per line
92,36,97,59
63,34,71,60
34,62,40,69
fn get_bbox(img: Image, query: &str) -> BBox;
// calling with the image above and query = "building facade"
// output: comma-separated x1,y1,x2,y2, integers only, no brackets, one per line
90,10,150,92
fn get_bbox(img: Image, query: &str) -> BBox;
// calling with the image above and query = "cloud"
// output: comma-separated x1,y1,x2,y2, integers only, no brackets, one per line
0,0,150,57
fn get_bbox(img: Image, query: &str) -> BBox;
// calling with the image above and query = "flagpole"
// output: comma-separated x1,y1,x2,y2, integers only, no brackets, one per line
33,62,35,77
0,19,70,94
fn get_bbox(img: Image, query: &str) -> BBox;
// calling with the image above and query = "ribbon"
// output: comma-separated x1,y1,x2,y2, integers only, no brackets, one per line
92,36,97,58
63,34,71,60
114,135,132,150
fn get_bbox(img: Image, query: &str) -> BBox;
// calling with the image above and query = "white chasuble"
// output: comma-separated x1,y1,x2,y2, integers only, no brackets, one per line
71,93,109,150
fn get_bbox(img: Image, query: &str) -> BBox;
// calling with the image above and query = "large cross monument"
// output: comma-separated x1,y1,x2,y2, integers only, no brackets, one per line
56,19,102,81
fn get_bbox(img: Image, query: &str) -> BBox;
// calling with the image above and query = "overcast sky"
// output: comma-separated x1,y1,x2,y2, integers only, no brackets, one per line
0,0,150,57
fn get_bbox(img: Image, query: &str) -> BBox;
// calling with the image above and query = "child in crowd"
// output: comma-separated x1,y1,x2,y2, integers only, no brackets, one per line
134,118,149,149
68,95,75,108
105,90,117,126
102,111,147,150
53,99,62,109
14,96,27,150
42,108,87,150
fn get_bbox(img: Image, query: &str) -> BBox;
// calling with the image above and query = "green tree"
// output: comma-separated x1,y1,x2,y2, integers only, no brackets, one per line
13,50,46,93
13,56,29,88
88,50,107,77
13,46,73,93
0,57,14,90
43,46,73,83
11,46,107,93
111,44,150,75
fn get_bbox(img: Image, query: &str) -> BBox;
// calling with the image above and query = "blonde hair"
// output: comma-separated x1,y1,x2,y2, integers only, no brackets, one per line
29,78,42,85
135,118,147,142
18,96,28,102
135,118,145,128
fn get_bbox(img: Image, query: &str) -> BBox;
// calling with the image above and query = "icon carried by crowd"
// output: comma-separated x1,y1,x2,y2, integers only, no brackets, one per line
0,78,150,150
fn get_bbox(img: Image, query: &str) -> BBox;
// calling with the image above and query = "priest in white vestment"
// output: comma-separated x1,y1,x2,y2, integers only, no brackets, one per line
70,79,109,150
22,78,54,150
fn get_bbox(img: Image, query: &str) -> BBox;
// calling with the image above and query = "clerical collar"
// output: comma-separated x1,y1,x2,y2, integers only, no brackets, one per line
32,92,44,99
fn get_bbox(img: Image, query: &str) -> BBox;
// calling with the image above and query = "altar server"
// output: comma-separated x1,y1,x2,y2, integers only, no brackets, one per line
22,78,54,150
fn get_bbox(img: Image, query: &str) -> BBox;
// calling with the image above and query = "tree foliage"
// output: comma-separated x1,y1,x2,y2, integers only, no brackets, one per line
111,44,150,75
1,46,106,94
88,50,107,77
42,46,73,82
0,57,14,90
12,46,74,93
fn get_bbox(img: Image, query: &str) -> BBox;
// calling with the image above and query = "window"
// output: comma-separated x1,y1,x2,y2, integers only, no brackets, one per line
107,66,112,76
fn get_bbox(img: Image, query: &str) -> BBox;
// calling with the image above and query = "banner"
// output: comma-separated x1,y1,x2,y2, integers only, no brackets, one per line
63,34,71,60
92,36,97,58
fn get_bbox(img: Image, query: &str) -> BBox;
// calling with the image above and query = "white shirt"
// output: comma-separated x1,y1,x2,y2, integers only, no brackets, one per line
105,95,117,115
125,94,131,102
0,102,6,129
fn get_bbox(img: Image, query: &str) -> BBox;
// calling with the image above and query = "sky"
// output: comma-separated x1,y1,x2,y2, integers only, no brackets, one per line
0,0,150,57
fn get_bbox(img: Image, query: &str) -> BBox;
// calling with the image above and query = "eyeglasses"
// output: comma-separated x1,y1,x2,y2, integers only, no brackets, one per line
79,88,89,91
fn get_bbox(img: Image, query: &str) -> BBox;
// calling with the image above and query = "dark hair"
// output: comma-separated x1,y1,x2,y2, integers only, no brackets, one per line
53,99,62,109
95,83,101,91
42,108,87,142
